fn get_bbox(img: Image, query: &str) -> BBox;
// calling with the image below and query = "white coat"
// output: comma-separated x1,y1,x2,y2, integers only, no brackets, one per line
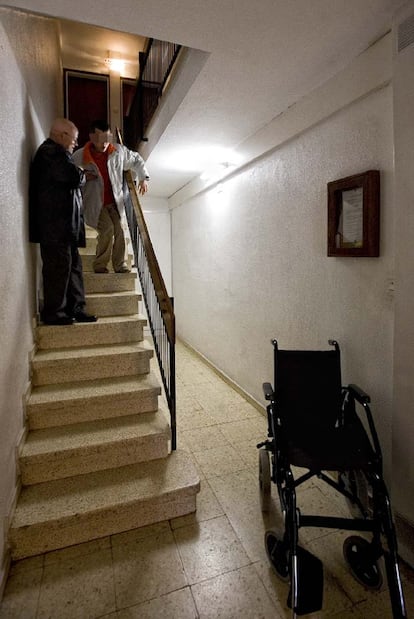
73,143,149,229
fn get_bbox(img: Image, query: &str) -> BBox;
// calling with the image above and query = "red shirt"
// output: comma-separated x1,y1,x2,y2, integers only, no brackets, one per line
90,148,116,207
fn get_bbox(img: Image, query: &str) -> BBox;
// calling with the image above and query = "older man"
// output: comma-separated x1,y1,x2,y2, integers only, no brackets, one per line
29,118,97,325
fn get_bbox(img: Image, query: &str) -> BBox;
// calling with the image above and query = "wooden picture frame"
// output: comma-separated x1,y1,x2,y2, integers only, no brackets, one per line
327,170,380,257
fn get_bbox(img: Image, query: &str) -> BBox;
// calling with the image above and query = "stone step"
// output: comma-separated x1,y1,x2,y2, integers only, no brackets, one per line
83,271,137,294
26,374,162,429
85,236,97,252
81,252,133,273
31,341,153,386
84,235,131,253
85,291,140,317
19,411,171,485
9,450,200,560
35,315,146,350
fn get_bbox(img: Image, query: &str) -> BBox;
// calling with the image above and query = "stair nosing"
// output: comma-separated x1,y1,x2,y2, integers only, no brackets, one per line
11,452,200,528
27,374,161,406
21,413,170,458
33,340,153,361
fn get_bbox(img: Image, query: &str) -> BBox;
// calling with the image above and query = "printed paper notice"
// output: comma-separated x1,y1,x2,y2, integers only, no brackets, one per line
340,187,363,247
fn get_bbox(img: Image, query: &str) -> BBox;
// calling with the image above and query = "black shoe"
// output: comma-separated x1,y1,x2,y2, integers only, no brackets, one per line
43,316,75,326
73,310,98,323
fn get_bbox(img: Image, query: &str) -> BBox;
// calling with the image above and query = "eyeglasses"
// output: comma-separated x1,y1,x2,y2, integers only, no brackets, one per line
62,131,78,145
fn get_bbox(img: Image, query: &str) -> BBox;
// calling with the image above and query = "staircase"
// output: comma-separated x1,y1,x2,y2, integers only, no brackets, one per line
8,231,200,561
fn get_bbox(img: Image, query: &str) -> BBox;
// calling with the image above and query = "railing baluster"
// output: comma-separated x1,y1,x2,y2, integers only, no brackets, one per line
124,39,182,147
120,145,176,450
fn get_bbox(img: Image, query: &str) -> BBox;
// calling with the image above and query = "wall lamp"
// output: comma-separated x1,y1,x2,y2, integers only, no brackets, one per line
104,51,125,74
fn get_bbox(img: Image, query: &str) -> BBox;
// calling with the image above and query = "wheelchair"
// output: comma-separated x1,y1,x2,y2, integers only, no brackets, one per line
258,339,407,617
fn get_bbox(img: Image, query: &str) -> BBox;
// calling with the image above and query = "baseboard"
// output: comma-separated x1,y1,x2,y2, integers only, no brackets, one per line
0,548,11,602
178,338,266,417
1,477,21,601
395,512,414,568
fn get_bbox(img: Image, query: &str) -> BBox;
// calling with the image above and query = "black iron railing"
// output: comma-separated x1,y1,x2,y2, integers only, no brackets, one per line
118,148,176,449
124,38,181,148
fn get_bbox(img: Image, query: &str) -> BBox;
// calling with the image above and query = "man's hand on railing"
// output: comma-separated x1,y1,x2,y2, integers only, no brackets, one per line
138,179,149,196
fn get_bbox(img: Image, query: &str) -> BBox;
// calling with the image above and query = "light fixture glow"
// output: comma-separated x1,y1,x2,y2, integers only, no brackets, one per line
104,52,125,74
167,146,242,174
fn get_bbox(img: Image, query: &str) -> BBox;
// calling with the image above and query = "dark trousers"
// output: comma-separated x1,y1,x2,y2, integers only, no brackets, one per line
40,242,86,321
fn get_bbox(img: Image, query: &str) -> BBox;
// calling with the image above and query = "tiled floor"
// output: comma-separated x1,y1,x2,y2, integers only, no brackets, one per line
1,340,413,618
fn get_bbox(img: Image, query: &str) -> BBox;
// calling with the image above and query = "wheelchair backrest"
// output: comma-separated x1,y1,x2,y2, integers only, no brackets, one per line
275,349,343,434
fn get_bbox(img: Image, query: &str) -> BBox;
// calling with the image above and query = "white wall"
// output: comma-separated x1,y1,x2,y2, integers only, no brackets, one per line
136,196,172,336
392,0,414,563
0,7,61,592
141,196,172,295
172,40,395,486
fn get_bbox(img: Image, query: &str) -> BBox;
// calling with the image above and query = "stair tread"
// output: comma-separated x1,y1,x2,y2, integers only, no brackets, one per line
21,412,169,458
28,374,161,406
37,314,146,330
86,291,140,299
11,450,199,528
83,272,137,281
33,339,153,362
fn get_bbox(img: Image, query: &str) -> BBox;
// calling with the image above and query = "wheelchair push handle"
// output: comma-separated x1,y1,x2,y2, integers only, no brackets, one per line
262,382,274,401
348,383,371,404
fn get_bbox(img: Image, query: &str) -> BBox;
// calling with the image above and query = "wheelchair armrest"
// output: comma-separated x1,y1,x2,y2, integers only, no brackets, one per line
262,382,274,401
346,383,382,466
348,383,370,405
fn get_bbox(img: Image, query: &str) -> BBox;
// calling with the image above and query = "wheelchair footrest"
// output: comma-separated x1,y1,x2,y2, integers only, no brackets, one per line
287,546,324,615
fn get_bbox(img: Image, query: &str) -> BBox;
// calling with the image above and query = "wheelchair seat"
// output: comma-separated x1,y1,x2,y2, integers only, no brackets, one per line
258,339,407,618
287,420,374,471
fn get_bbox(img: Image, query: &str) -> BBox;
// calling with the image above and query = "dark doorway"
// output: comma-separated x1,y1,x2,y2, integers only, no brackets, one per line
64,70,109,147
121,78,136,130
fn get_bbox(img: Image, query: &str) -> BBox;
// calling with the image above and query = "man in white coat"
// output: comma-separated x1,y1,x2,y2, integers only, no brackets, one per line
73,120,149,273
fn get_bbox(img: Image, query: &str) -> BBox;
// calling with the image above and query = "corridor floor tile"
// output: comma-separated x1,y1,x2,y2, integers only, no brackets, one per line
208,468,281,563
191,564,281,618
116,587,197,619
0,567,42,619
173,515,251,584
112,529,187,608
192,443,248,478
171,479,224,530
37,548,115,619
181,425,231,452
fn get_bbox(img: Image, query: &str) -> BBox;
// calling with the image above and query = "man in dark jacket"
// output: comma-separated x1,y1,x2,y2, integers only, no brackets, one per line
29,118,97,325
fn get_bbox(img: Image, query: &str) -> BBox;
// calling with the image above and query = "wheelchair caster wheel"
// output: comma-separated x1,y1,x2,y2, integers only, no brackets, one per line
259,449,271,511
264,530,289,582
343,536,383,590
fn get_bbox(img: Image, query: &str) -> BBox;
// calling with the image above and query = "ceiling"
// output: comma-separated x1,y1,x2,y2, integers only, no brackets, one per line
50,0,406,199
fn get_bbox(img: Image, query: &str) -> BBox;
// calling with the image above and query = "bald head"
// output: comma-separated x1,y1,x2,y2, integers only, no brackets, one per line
49,118,79,153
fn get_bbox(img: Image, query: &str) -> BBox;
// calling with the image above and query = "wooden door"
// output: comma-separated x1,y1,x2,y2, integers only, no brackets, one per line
64,70,109,147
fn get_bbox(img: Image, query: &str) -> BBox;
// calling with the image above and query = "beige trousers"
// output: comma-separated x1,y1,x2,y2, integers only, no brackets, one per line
93,204,127,272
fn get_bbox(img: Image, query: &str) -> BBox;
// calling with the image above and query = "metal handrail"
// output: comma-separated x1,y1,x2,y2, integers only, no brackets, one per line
117,130,176,449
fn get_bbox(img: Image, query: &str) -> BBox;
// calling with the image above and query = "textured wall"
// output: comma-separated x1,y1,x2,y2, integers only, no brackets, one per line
142,196,172,295
172,84,394,480
0,7,61,590
392,0,414,543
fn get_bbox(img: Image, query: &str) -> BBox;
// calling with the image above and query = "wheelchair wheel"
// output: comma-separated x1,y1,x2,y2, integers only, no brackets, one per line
339,470,373,518
259,449,271,511
264,530,289,582
343,535,383,590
